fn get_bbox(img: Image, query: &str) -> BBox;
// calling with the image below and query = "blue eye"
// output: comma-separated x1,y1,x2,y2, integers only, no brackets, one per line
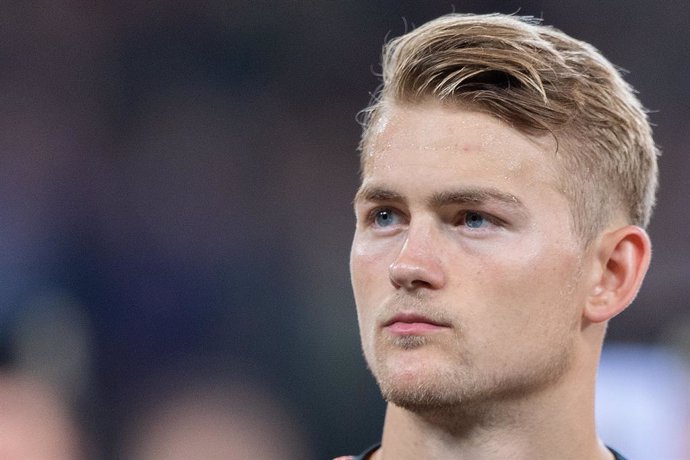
373,208,400,227
463,211,487,228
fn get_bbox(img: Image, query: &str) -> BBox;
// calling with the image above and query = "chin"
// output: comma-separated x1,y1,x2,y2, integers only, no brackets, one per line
384,385,459,411
374,358,468,410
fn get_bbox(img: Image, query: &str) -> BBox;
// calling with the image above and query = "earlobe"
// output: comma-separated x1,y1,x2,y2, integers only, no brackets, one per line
584,226,652,323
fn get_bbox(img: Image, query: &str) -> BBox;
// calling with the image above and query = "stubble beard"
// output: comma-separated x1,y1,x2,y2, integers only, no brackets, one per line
367,330,576,424
369,333,478,414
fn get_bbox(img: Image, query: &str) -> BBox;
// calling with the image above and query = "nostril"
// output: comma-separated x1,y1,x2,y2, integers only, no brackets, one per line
410,279,433,289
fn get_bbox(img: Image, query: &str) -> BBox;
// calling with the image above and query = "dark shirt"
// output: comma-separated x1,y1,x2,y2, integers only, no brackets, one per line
344,443,629,460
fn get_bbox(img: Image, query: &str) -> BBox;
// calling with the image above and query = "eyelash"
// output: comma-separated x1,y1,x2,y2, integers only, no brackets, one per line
454,210,504,229
367,207,405,227
365,207,504,229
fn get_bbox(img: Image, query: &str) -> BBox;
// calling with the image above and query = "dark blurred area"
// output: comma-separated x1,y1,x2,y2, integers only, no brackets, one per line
0,1,687,458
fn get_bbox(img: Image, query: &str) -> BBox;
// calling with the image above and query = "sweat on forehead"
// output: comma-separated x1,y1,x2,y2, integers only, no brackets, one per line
359,101,559,176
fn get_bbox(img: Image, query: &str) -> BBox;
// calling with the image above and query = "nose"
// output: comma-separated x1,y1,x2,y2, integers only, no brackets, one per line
388,224,446,291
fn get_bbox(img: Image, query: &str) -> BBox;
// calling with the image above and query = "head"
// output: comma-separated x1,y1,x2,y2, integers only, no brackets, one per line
350,13,657,415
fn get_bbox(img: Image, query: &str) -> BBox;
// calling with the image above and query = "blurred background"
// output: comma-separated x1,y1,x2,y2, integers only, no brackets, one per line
0,1,688,458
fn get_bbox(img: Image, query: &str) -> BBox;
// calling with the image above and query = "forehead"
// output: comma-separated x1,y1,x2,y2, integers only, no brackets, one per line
360,102,560,192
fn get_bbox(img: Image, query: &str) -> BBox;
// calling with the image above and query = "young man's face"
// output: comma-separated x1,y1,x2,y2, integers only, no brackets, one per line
350,103,594,412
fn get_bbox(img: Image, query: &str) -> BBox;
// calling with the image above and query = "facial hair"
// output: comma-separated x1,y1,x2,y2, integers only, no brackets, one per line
364,292,577,421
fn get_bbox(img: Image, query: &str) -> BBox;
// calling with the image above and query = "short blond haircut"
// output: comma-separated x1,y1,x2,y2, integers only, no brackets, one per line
359,13,659,241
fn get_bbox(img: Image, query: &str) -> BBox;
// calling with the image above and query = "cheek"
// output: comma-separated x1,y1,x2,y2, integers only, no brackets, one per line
350,238,393,319
350,235,398,291
350,247,384,358
463,245,583,333
350,243,374,294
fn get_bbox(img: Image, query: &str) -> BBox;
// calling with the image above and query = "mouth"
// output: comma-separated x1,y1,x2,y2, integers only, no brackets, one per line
382,312,450,336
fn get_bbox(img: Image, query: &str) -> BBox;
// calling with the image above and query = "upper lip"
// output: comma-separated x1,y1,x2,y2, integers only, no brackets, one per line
383,312,450,328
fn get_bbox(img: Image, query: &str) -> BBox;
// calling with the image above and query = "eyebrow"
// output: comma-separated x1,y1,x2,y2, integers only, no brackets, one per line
428,188,525,210
354,186,404,204
354,185,526,211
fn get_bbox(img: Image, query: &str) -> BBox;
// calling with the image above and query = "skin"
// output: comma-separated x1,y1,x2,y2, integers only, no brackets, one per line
0,373,84,460
349,102,651,459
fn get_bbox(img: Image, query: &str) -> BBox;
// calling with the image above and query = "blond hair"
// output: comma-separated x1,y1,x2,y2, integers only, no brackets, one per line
359,13,659,241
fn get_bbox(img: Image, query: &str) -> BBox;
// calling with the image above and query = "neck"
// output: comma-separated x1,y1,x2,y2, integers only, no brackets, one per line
374,341,613,460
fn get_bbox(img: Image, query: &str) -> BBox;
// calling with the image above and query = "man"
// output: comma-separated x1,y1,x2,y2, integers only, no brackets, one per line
343,13,658,460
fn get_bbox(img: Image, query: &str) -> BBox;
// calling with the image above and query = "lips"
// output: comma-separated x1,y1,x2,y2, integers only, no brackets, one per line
383,312,450,335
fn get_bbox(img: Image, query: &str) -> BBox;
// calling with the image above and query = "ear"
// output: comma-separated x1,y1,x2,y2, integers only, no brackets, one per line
584,225,652,323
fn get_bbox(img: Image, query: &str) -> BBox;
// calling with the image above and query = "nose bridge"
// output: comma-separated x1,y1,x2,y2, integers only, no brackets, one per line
389,215,445,290
402,215,438,259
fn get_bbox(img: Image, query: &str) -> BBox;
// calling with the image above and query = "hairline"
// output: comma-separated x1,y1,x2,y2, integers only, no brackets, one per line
357,12,657,243
358,98,616,245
